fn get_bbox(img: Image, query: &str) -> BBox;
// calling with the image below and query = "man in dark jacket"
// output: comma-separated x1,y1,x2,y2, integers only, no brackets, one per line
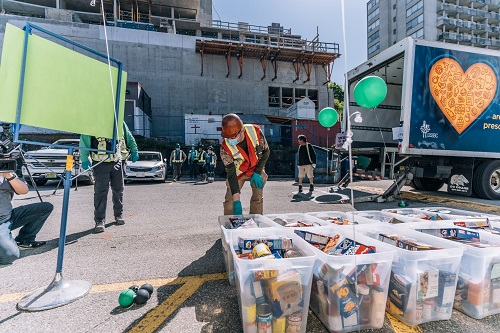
297,134,316,192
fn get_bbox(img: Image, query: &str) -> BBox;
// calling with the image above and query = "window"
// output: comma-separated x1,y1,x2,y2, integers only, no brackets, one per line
368,19,380,32
201,31,218,38
268,87,280,107
368,31,380,43
409,28,424,38
406,1,423,17
282,88,293,108
368,43,380,55
407,14,423,30
368,8,380,21
295,89,306,103
307,89,318,110
368,0,378,11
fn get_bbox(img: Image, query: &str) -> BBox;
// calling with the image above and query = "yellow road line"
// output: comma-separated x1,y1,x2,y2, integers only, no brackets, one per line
400,191,500,214
0,273,227,304
387,313,423,333
129,278,206,333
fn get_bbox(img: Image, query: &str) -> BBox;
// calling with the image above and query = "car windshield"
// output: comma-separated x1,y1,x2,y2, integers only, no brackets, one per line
138,153,161,162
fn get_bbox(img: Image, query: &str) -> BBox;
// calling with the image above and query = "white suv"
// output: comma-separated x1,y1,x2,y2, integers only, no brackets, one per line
21,139,94,186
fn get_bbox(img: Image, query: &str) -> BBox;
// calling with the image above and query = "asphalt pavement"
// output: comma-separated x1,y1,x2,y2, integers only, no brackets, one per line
0,177,499,333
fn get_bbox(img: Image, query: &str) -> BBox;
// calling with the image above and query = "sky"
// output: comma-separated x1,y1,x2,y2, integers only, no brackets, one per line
211,0,368,86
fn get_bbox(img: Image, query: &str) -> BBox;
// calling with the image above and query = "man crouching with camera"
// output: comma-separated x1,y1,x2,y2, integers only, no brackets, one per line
0,171,53,265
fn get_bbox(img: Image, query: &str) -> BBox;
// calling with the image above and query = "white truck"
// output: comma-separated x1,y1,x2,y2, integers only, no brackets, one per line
343,37,500,199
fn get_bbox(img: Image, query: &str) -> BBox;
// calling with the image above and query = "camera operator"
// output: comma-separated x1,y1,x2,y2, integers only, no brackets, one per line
0,171,53,265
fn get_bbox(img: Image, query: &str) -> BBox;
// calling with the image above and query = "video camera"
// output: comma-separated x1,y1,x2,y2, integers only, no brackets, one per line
0,139,20,173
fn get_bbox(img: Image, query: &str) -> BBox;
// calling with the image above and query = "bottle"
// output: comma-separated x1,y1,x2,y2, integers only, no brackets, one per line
370,286,386,327
358,284,372,326
242,294,257,333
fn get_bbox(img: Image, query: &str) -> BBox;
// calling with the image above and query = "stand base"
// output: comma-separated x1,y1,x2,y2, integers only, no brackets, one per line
17,273,92,311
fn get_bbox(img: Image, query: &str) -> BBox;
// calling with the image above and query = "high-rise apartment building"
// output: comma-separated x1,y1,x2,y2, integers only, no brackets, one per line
367,0,500,58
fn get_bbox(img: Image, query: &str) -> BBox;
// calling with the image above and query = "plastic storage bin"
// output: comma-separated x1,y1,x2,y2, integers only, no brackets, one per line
218,214,275,286
355,224,465,326
305,211,381,225
294,225,396,333
229,227,317,333
265,212,327,227
407,222,500,319
349,210,423,223
417,206,500,223
381,208,469,222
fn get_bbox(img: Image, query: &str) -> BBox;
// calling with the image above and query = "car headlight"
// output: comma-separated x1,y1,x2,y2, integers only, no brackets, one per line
126,166,131,172
151,166,160,172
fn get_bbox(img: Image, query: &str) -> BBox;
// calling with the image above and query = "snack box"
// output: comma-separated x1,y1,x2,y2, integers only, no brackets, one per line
294,225,396,333
355,224,465,326
265,213,327,228
406,222,500,319
229,227,317,333
349,210,423,224
218,214,275,285
305,211,381,226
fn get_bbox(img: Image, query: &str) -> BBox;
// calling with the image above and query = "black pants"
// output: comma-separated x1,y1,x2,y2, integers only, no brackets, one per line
93,161,124,222
190,162,198,178
0,202,53,264
172,163,182,180
198,163,206,178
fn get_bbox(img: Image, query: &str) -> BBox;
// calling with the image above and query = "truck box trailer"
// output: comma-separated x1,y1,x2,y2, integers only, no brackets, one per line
344,37,500,199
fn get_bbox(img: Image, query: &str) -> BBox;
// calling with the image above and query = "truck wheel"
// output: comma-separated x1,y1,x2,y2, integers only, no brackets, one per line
473,160,500,200
412,177,444,191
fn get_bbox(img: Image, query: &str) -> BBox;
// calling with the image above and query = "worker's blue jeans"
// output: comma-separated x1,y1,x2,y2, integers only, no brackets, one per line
0,202,53,264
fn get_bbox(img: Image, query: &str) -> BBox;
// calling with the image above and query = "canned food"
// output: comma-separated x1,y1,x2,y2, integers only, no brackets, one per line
257,303,273,333
283,250,302,258
252,243,272,258
272,317,286,333
286,312,302,333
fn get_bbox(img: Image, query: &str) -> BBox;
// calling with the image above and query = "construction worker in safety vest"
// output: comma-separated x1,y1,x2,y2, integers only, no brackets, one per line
169,143,187,182
205,146,217,183
297,134,317,193
220,114,270,215
187,144,199,179
79,122,138,233
197,145,207,181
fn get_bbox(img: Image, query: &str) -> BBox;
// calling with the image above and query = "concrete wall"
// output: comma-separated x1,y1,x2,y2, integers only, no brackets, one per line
0,15,331,142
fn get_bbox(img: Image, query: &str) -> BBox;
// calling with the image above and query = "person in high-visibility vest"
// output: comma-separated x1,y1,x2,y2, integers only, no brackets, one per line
79,122,138,233
220,114,270,215
197,145,207,181
169,143,187,182
297,134,317,192
187,144,199,179
205,146,217,183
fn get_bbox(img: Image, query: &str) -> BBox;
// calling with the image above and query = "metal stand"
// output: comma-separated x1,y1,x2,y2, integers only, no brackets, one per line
18,148,91,311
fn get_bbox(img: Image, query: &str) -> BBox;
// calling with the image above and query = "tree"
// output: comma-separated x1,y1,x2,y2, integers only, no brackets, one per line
328,82,344,120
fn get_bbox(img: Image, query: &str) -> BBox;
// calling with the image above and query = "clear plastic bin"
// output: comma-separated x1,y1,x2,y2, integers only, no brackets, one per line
406,222,500,319
349,210,423,223
218,214,275,286
416,206,500,223
305,211,380,225
381,208,468,222
265,212,327,227
355,224,465,325
229,227,317,333
294,225,396,333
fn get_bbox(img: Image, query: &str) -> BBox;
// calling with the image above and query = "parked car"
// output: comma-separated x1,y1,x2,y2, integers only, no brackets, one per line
125,151,166,182
21,139,94,186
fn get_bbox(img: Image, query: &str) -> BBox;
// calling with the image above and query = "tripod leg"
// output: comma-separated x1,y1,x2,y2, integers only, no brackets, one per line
20,150,44,202
53,177,64,195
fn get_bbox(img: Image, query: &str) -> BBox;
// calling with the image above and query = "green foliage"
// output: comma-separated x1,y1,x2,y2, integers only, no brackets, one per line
329,82,345,120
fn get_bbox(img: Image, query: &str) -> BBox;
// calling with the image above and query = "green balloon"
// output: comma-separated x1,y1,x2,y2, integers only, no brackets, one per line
353,75,387,108
118,289,135,307
318,107,339,128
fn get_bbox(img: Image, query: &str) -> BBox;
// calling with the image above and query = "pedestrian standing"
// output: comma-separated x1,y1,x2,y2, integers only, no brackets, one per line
187,144,199,179
297,134,316,192
197,145,207,181
80,122,139,233
205,146,217,183
220,114,270,215
169,143,187,182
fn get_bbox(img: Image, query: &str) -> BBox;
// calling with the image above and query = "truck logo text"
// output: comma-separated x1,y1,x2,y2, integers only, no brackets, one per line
420,121,438,139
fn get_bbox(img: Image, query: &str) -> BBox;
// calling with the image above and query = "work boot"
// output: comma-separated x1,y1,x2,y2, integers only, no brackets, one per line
310,184,314,192
298,185,303,193
115,215,125,225
94,220,105,233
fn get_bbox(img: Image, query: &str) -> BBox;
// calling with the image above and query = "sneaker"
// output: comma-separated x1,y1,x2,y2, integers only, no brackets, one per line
94,220,105,233
310,184,314,192
17,240,47,249
298,185,303,193
173,179,177,182
115,216,125,225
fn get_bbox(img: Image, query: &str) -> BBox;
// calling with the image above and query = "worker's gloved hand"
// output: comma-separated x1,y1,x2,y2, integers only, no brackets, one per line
169,162,172,167
250,172,264,189
131,152,139,163
81,161,91,171
312,164,316,169
233,200,243,215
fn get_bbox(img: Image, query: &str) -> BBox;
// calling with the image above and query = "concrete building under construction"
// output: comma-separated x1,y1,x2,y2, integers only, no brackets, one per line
0,0,341,143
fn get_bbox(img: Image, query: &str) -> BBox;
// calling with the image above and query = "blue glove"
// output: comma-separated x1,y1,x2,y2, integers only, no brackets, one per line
250,172,264,189
131,152,139,163
233,200,243,215
169,162,172,167
81,161,91,171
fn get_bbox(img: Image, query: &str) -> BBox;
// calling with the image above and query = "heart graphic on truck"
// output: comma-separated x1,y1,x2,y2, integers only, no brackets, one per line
429,57,497,134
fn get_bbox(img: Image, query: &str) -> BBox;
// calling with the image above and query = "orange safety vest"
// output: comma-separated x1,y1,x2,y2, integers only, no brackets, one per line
222,124,261,179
